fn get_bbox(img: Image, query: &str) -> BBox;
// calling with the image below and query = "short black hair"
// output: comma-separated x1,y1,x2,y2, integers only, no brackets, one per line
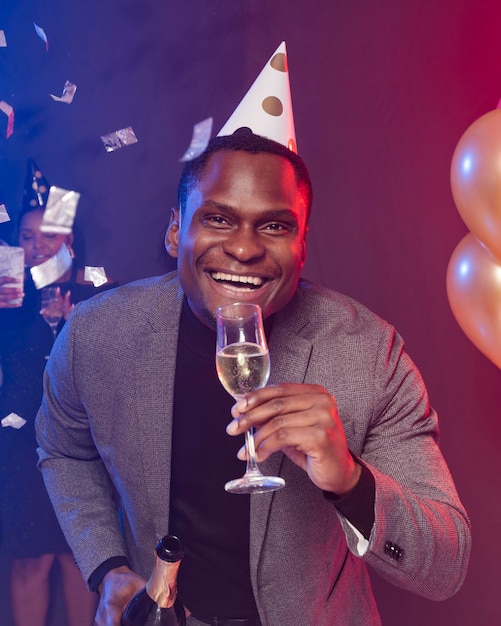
177,128,313,222
18,204,43,227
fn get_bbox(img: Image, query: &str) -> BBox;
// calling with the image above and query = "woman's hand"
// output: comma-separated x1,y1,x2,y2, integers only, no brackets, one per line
0,275,24,308
61,289,75,320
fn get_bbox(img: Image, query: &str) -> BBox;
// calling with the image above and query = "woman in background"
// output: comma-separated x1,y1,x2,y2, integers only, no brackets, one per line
0,205,117,626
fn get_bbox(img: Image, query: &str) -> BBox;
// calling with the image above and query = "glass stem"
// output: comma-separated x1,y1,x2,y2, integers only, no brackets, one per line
244,427,262,475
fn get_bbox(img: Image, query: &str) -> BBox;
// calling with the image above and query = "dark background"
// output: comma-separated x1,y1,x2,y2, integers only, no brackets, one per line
1,1,500,624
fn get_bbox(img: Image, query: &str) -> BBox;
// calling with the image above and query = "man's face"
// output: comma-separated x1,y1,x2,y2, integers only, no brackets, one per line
167,150,308,327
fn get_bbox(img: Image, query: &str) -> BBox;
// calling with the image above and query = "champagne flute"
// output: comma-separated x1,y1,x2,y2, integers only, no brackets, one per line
216,302,285,494
40,286,63,341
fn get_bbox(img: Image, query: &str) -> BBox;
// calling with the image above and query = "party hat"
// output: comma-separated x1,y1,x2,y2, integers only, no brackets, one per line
22,158,50,212
217,41,297,153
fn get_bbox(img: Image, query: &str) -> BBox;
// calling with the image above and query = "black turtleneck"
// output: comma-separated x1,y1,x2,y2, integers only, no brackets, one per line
169,299,257,617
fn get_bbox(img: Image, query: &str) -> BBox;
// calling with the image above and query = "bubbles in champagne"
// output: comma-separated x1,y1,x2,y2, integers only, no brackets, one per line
216,342,270,399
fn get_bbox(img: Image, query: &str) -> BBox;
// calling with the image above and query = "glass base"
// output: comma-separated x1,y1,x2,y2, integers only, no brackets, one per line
224,473,285,495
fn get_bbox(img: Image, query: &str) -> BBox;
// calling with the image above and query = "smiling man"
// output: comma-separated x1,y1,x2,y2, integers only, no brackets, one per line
168,134,309,325
35,129,470,626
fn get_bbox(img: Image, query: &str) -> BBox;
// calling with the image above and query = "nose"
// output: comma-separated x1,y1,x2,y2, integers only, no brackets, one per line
222,226,265,262
33,234,44,250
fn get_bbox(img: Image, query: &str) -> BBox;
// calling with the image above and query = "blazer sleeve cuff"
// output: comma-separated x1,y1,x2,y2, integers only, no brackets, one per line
88,556,131,592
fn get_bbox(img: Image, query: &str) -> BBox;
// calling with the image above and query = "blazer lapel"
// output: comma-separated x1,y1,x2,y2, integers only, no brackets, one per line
249,316,314,581
133,280,184,540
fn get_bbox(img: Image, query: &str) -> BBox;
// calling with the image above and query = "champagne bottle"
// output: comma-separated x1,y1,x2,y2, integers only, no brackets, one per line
121,535,185,626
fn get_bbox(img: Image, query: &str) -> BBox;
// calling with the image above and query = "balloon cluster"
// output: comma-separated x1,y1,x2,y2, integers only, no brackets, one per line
447,108,501,370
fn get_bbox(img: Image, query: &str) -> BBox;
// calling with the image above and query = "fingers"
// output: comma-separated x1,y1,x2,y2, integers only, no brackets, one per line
0,275,19,284
0,296,23,308
62,291,74,320
250,400,339,464
227,383,360,494
95,567,146,626
0,278,24,308
228,384,335,434
227,384,338,463
40,288,74,319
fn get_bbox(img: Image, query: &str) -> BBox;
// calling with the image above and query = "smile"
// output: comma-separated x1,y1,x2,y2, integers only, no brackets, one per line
210,271,264,289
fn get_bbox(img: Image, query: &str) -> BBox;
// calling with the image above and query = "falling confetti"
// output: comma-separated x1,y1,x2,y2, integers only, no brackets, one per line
1,413,27,429
40,186,80,234
179,117,213,161
0,203,10,223
50,80,77,104
84,266,108,287
33,23,49,51
0,101,14,138
100,126,138,152
31,242,73,289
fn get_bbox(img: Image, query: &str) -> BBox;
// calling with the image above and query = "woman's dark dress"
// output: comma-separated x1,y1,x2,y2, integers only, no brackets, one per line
0,268,117,557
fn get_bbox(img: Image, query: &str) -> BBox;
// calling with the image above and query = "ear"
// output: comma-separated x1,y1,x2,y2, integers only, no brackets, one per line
65,232,75,258
165,208,181,258
300,224,308,267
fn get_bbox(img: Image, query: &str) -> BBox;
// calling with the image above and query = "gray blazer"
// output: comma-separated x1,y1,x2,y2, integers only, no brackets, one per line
36,273,471,625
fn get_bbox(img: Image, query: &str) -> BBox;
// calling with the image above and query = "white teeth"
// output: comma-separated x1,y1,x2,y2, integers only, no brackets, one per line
212,272,263,287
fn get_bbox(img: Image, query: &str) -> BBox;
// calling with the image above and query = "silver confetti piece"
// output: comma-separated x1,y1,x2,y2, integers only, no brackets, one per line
100,126,138,152
31,243,73,289
2,413,27,429
0,101,14,138
179,117,213,162
84,266,108,287
40,186,80,234
0,203,10,223
50,80,77,104
34,23,48,50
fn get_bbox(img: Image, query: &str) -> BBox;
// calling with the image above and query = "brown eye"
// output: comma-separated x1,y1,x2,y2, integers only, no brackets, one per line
262,222,290,234
204,215,231,227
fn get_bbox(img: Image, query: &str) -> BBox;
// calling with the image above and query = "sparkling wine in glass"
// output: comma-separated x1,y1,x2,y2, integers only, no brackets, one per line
216,302,285,494
40,286,63,341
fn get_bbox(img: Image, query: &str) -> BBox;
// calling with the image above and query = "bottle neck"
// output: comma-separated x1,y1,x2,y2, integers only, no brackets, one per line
146,554,182,609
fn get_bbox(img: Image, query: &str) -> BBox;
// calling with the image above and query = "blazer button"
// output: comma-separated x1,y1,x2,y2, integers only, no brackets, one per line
384,541,404,561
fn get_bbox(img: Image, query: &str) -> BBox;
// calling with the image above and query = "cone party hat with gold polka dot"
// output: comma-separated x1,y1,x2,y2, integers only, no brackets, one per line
22,158,50,212
217,41,297,153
